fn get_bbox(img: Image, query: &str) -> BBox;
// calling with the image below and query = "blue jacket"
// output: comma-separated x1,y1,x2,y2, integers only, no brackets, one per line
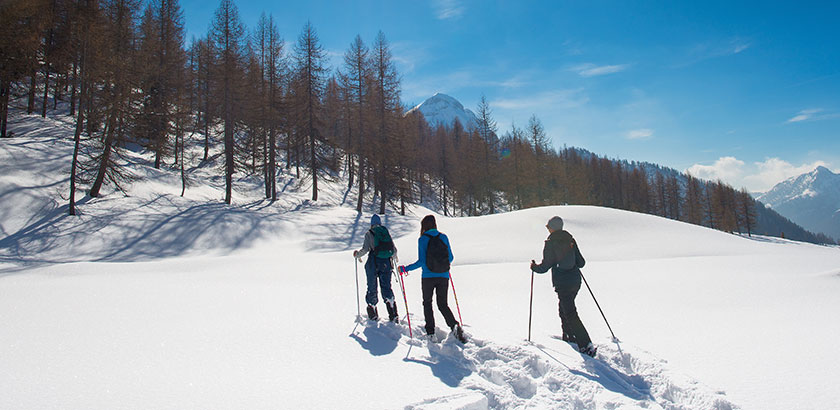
404,229,454,278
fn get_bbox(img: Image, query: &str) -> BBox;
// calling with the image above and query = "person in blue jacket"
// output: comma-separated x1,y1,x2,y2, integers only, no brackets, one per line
400,215,466,342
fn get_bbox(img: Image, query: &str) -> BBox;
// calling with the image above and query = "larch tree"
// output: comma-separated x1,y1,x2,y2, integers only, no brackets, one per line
137,0,186,169
341,35,371,212
68,0,101,214
291,21,327,201
208,0,245,204
264,13,284,201
370,31,400,215
0,0,46,137
475,95,498,213
88,0,142,198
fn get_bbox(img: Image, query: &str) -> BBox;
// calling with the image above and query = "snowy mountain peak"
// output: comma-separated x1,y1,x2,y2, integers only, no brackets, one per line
757,166,840,240
407,93,479,129
813,165,833,176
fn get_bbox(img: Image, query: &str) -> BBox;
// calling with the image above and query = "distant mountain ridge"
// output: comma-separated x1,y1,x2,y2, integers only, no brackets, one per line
757,166,840,241
407,93,479,129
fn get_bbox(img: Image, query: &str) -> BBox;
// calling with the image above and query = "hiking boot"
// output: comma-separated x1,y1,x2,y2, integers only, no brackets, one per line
451,323,467,343
385,299,398,323
366,304,378,321
579,342,597,358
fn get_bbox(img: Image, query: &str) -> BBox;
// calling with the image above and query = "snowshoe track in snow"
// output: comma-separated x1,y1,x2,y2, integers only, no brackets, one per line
353,317,736,409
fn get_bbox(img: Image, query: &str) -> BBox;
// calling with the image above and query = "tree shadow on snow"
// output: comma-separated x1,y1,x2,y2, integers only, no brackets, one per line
301,209,418,253
0,194,292,274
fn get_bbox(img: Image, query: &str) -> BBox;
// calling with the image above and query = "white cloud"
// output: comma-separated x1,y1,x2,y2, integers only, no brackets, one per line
687,156,836,192
625,128,653,140
571,63,630,77
674,38,753,67
744,158,831,191
686,156,746,182
491,89,589,110
730,40,751,54
785,108,840,123
433,0,465,20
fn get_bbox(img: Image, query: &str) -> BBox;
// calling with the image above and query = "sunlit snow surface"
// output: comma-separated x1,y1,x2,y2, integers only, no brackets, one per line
3,111,840,409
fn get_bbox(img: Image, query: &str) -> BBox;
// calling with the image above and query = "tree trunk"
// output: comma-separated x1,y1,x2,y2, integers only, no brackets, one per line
41,61,50,118
269,126,277,200
356,157,365,212
89,113,117,198
53,73,62,110
1,80,10,138
28,70,36,114
69,98,85,214
70,61,78,116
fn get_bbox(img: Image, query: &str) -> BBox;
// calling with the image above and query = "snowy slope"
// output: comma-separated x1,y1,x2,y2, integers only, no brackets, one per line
407,93,479,129
3,111,840,409
757,166,840,240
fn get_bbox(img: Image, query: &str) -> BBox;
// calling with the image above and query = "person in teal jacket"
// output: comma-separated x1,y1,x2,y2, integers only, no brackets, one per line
400,215,465,342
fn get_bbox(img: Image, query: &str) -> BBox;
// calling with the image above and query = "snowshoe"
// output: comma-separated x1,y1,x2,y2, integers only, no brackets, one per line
366,304,379,321
579,343,597,358
452,323,467,344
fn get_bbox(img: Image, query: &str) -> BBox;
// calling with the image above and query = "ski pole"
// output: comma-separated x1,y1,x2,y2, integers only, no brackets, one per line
398,266,413,338
580,270,618,342
449,273,463,326
354,257,361,321
528,269,534,342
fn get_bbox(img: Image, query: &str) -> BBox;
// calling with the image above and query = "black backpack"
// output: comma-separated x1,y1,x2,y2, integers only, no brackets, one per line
370,225,395,258
424,233,450,273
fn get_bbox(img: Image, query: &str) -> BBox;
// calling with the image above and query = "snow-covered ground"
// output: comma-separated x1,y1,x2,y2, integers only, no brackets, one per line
2,111,840,409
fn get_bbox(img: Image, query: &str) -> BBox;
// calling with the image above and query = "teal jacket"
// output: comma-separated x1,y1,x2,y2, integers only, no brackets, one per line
532,230,585,289
404,229,454,278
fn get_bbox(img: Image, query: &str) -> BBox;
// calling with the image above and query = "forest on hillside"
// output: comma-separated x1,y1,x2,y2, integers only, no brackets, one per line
1,0,835,245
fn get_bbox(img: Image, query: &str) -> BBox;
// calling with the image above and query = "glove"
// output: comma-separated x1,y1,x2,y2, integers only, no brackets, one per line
530,260,537,271
398,265,408,276
353,250,359,258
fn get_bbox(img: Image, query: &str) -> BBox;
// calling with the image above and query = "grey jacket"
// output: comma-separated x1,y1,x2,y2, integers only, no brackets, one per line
532,230,585,288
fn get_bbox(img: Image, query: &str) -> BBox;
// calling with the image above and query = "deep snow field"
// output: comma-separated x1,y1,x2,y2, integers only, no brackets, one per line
2,111,840,410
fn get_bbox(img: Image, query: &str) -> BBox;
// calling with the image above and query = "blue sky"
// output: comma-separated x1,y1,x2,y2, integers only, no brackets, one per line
181,0,840,192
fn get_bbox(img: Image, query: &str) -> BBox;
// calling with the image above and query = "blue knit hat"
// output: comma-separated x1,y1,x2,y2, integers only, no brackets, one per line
370,214,381,227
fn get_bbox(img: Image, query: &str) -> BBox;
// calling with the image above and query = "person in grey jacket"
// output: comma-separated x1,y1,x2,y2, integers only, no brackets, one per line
354,214,399,322
530,216,597,357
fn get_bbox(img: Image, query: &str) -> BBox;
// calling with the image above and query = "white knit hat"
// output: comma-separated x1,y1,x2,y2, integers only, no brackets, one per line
547,216,564,231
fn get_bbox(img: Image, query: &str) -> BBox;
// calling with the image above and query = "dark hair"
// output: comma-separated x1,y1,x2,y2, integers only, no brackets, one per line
420,215,437,235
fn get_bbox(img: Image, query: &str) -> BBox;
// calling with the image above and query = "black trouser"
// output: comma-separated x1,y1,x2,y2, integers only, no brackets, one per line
422,277,458,334
557,280,591,348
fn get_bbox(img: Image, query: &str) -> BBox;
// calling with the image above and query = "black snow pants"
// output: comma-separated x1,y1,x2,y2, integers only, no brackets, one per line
421,277,458,335
556,279,591,348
